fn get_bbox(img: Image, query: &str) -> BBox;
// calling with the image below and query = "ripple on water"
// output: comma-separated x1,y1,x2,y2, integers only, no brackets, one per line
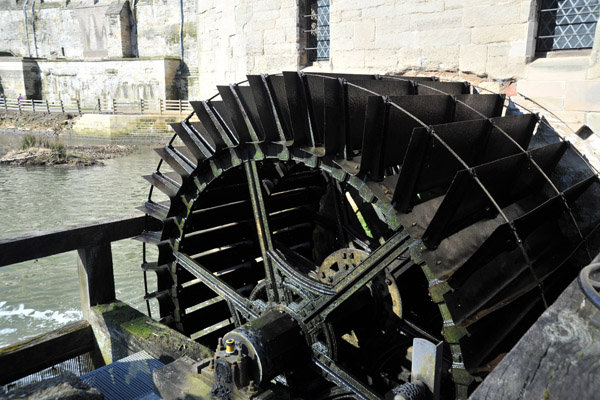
0,140,163,346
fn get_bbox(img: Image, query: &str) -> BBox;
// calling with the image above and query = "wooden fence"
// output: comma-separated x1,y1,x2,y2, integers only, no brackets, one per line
0,214,160,385
0,98,193,115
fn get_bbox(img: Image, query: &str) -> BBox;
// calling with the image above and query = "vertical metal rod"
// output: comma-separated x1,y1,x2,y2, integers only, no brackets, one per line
23,0,31,58
31,0,38,58
179,0,184,60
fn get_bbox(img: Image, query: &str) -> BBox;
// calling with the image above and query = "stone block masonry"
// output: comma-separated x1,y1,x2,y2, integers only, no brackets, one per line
194,0,600,136
0,0,199,100
39,58,181,102
73,114,182,137
0,58,181,102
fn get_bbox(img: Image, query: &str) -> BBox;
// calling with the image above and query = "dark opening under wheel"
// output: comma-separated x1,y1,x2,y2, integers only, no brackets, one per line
140,71,600,399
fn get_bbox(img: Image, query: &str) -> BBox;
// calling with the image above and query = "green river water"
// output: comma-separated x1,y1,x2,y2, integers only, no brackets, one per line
0,132,170,347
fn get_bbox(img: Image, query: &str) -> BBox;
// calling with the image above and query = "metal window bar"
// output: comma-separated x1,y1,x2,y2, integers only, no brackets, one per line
304,0,330,61
536,0,600,52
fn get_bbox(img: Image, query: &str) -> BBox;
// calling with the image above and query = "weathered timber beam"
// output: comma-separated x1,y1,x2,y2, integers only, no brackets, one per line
78,244,115,319
0,320,94,385
0,214,159,267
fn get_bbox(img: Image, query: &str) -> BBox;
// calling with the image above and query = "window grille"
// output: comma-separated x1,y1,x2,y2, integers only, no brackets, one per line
304,0,330,61
537,0,600,52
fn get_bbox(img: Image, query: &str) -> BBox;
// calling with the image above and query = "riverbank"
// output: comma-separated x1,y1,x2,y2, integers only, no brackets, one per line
0,111,78,136
0,133,137,166
0,144,136,166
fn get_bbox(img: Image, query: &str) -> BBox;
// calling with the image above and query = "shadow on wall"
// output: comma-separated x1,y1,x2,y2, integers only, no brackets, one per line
22,59,41,100
175,62,189,100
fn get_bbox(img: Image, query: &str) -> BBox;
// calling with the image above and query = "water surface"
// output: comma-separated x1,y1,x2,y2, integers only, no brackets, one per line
0,133,169,347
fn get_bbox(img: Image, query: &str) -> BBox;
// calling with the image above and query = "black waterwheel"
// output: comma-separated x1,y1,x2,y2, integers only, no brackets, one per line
140,72,600,399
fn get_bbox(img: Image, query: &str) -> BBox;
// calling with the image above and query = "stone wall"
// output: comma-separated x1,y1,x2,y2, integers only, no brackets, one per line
196,0,298,96
0,57,182,102
0,58,27,98
194,0,600,133
135,0,199,99
36,58,180,102
73,113,181,137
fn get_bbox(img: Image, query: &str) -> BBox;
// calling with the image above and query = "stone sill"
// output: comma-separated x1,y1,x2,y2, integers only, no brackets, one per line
528,55,590,71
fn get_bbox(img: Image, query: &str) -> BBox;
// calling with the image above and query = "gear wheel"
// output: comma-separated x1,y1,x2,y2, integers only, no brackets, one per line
140,72,600,399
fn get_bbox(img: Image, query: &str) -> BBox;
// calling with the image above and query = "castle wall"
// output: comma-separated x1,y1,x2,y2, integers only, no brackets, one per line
37,58,181,102
195,0,600,133
0,0,198,100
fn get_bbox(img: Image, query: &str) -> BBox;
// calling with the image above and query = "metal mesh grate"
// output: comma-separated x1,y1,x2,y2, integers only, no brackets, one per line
306,0,330,61
80,351,164,400
1,352,95,394
537,0,600,51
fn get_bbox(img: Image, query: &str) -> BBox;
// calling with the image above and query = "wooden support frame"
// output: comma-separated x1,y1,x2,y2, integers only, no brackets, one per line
0,321,95,385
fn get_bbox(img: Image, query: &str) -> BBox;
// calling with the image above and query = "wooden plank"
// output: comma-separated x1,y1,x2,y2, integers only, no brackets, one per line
0,320,95,385
78,244,115,319
0,214,158,267
471,279,600,400
88,301,213,365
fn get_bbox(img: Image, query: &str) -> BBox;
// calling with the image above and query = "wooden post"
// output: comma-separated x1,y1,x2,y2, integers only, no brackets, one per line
60,99,64,113
31,99,35,112
3,98,7,113
46,99,50,114
77,99,81,115
113,98,116,114
140,98,144,115
77,244,116,320
97,98,102,114
160,99,163,115
179,99,182,114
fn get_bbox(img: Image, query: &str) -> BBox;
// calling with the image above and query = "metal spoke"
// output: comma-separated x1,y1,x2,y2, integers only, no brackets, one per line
312,342,383,400
244,159,284,304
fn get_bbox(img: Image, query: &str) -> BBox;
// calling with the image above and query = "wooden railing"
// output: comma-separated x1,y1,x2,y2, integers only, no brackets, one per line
0,98,193,115
0,214,159,385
